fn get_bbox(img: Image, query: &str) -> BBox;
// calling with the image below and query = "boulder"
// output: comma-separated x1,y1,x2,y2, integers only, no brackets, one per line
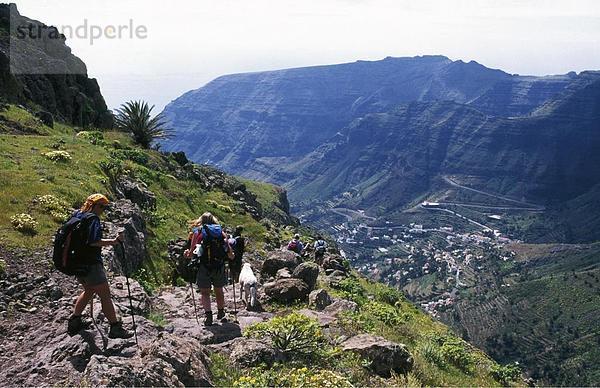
341,334,413,377
275,267,292,280
103,200,148,276
116,176,157,210
85,334,212,387
110,276,151,315
308,289,332,310
323,299,358,316
323,256,347,272
35,110,54,128
261,251,299,277
292,262,319,290
263,278,310,303
229,337,282,368
168,239,196,283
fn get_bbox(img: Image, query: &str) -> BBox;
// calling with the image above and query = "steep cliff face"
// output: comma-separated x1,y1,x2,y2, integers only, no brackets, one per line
0,4,112,128
285,73,600,214
161,55,576,179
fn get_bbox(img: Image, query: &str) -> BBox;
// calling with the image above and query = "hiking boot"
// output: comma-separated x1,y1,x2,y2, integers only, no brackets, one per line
204,311,213,326
67,315,84,336
217,309,226,322
108,321,134,339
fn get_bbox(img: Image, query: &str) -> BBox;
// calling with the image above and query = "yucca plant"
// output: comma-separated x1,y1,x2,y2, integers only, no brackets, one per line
114,100,172,148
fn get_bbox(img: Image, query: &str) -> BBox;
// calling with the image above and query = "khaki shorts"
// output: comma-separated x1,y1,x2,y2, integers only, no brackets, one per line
76,263,108,287
196,263,226,289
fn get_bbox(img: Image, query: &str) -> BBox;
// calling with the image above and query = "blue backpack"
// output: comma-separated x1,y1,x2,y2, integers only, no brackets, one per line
200,224,228,264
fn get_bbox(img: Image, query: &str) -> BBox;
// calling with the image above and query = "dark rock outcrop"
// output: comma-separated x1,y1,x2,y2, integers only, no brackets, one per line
341,334,413,377
308,289,332,311
103,200,148,275
229,337,282,368
85,334,212,387
292,262,319,291
261,250,300,278
116,177,157,210
263,278,310,303
0,4,113,128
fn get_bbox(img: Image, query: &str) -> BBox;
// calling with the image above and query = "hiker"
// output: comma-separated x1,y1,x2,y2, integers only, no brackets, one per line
230,225,245,283
287,233,304,254
67,194,133,339
313,235,328,265
184,212,233,326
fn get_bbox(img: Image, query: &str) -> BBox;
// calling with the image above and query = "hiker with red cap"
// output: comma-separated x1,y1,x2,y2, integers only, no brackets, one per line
66,194,133,339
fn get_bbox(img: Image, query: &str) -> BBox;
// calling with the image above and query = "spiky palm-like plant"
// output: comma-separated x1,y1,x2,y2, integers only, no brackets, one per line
114,100,172,149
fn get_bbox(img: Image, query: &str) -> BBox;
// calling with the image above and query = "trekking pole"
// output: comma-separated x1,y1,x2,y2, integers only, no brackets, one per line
232,272,238,316
119,240,139,348
189,279,200,324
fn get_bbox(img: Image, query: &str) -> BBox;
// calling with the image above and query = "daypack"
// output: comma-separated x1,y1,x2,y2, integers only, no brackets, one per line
287,240,300,253
52,212,98,276
199,224,228,266
315,240,326,254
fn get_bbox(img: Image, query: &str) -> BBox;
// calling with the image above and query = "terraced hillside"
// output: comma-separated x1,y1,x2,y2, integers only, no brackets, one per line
442,243,600,386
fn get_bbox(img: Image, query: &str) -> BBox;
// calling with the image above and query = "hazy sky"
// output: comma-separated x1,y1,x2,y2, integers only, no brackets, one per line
15,0,600,112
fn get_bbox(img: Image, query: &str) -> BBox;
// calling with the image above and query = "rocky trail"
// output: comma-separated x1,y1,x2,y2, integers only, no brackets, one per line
0,239,414,387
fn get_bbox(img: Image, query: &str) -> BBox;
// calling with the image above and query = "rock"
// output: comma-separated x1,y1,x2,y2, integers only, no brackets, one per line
297,309,336,328
261,251,299,277
229,337,281,368
103,200,148,275
142,334,212,387
35,111,54,128
263,278,310,303
275,267,292,280
341,334,413,377
323,299,358,316
292,262,319,290
308,289,332,310
110,276,151,315
168,239,196,283
329,270,348,279
323,256,347,272
116,177,157,210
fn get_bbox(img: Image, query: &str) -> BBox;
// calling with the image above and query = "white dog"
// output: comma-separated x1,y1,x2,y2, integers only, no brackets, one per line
238,263,258,308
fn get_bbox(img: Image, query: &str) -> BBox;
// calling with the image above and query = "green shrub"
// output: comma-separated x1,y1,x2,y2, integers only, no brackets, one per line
43,150,72,162
333,277,367,304
233,366,352,388
417,339,446,368
245,312,325,360
10,213,38,235
205,199,234,213
76,130,105,145
362,301,409,327
109,148,149,165
99,158,124,176
210,353,242,387
34,194,70,222
438,337,475,372
490,362,521,385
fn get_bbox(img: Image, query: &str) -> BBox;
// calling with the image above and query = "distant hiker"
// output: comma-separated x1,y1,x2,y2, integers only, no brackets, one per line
314,235,328,265
287,233,304,254
230,225,245,283
184,212,233,326
67,194,133,339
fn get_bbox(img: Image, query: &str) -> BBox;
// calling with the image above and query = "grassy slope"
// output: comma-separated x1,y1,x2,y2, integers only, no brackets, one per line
0,106,272,286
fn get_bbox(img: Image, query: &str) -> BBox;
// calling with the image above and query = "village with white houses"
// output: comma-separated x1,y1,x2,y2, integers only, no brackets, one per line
325,201,519,318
